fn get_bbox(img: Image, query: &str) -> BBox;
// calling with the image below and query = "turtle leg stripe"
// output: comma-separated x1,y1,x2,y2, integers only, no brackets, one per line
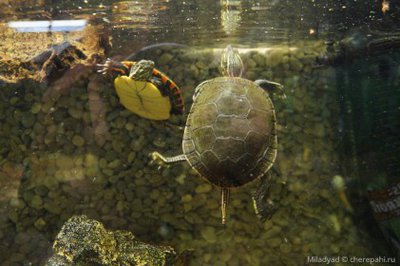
112,67,127,75
151,152,186,163
221,188,230,225
106,60,131,75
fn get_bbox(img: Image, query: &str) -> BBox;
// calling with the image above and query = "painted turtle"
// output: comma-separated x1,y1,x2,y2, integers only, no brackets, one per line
152,45,285,224
98,59,184,120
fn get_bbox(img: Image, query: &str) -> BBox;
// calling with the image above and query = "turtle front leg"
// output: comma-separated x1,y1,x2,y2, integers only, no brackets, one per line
149,76,164,92
252,171,278,222
97,58,130,76
151,152,186,163
255,79,286,99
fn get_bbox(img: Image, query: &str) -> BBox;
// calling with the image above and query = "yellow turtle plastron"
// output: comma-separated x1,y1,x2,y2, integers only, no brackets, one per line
98,58,184,121
114,76,172,120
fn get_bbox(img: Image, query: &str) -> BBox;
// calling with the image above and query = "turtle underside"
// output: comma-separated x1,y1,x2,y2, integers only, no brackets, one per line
183,77,277,188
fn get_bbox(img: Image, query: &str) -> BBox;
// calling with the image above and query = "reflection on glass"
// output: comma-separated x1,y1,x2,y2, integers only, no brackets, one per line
112,0,169,29
220,0,242,35
8,19,87,32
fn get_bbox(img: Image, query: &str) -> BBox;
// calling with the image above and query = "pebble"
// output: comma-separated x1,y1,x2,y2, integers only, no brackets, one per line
252,52,265,67
175,174,186,185
264,225,281,238
125,122,134,131
34,218,46,230
280,243,292,253
127,151,136,163
159,53,173,65
44,201,62,214
68,108,82,119
10,96,19,105
200,226,217,243
314,123,325,137
108,159,121,169
153,138,166,148
31,102,42,114
9,198,26,209
181,194,192,203
289,57,303,72
30,195,43,209
21,113,35,128
72,135,85,147
267,237,282,248
195,183,212,193
266,48,287,67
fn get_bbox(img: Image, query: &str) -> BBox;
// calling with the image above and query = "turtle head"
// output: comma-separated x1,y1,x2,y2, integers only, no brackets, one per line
220,45,244,77
129,60,155,81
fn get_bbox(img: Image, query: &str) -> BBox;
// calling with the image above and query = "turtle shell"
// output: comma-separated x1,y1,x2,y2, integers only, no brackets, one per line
182,77,277,188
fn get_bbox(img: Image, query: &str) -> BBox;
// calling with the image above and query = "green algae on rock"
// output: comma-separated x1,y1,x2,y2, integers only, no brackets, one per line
46,215,188,266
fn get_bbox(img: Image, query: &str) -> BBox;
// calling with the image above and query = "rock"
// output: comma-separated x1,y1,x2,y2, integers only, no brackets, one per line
46,255,70,266
45,215,186,265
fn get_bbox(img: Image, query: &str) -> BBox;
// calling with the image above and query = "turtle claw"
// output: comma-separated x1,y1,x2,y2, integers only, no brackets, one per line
96,68,106,74
277,92,287,100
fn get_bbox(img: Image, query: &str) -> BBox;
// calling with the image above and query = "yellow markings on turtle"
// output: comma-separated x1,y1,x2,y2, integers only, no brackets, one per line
114,76,171,120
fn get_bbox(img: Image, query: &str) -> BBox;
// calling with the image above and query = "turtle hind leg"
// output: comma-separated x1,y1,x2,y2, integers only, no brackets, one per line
252,171,278,222
151,152,186,163
255,79,286,99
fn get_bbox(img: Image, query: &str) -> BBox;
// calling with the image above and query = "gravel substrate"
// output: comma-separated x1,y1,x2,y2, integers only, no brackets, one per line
0,41,377,265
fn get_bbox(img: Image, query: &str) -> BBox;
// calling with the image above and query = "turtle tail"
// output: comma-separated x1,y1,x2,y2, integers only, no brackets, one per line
221,188,230,225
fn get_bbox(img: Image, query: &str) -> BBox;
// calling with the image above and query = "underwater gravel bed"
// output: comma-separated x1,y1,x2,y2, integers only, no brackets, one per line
0,41,376,265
